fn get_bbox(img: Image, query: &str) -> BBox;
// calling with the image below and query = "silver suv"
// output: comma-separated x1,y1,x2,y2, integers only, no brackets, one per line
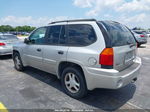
13,19,141,99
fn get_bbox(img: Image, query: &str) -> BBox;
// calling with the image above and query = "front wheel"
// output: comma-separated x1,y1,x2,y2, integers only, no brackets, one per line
61,67,87,99
13,52,24,71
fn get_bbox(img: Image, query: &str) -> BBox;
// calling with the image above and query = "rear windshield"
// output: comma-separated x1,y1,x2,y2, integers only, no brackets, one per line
134,31,145,35
98,21,136,47
0,35,18,40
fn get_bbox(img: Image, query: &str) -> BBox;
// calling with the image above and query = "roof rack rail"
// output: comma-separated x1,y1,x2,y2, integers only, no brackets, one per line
49,19,96,24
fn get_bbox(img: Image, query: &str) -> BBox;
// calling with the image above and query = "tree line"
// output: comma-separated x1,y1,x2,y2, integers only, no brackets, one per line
0,25,149,33
0,25,36,33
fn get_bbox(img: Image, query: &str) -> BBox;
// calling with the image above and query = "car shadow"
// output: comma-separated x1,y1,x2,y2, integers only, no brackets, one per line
81,85,136,111
23,67,136,111
0,55,12,60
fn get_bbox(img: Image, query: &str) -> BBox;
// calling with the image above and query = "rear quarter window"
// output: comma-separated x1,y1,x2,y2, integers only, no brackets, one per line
67,24,96,46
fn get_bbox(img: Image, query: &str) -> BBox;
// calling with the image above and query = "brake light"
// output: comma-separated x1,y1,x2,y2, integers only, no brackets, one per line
100,48,114,66
0,43,5,46
140,35,145,37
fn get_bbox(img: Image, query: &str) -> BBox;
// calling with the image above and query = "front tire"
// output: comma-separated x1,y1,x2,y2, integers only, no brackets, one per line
13,52,24,71
61,67,87,99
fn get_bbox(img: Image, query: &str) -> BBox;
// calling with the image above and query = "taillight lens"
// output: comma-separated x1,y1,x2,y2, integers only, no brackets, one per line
140,35,145,37
0,43,6,46
100,48,114,66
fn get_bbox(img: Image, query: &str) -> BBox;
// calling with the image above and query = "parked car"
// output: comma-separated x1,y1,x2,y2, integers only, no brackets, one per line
145,32,150,38
141,31,150,38
13,19,141,99
0,34,20,55
132,30,147,47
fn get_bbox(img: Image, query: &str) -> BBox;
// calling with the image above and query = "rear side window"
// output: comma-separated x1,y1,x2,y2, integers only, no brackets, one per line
47,25,61,45
98,21,136,47
68,24,96,46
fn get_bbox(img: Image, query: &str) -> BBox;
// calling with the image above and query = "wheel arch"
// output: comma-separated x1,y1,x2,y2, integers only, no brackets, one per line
13,50,26,67
58,61,87,90
13,50,19,53
58,61,86,80
13,50,20,57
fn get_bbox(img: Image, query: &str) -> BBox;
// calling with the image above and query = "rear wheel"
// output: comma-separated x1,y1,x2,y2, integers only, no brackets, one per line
61,67,87,99
13,52,24,71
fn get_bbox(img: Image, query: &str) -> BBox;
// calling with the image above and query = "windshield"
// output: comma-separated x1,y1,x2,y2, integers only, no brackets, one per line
98,21,136,47
0,35,18,40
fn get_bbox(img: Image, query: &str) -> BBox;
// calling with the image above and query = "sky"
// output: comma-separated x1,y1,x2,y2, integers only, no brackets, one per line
0,0,150,28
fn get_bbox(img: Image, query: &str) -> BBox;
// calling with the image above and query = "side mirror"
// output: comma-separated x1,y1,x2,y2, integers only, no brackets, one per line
24,38,30,44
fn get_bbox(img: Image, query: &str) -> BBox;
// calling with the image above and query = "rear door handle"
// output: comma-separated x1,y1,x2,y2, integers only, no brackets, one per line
37,48,41,52
58,51,64,55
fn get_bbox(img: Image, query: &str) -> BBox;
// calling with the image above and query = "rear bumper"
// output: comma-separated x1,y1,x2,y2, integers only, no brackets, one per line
0,47,13,55
84,57,141,90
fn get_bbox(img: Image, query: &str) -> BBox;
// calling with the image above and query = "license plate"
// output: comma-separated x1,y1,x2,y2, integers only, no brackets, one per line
125,51,135,63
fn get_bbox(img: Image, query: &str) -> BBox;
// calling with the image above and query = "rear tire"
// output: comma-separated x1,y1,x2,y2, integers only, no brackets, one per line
13,52,24,71
61,67,87,99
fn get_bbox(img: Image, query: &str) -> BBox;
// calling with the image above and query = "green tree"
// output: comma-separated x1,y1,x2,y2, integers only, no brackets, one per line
21,26,36,32
0,25,14,32
0,25,36,33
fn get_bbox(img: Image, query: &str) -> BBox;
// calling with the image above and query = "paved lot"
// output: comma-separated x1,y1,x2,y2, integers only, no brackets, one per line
0,38,150,111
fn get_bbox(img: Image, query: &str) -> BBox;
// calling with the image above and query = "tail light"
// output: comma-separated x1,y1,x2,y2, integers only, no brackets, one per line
100,48,114,68
0,43,6,46
140,35,145,37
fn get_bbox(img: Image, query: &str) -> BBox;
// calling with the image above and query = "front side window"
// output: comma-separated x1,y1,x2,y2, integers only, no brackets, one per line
68,24,96,46
29,27,47,44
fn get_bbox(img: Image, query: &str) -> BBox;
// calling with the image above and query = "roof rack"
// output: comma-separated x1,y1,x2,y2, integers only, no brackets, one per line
49,19,96,24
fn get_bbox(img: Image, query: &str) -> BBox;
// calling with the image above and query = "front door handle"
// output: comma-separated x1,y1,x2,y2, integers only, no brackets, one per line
58,51,64,55
37,48,41,52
